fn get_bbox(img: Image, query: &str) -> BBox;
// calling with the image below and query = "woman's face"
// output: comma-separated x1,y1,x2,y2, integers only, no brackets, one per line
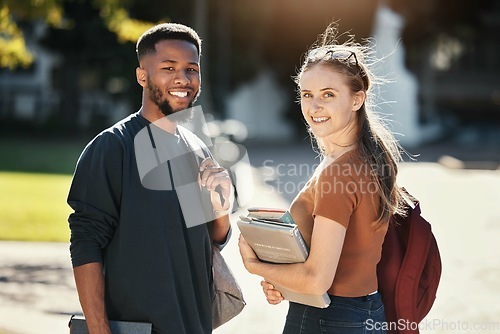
299,64,365,148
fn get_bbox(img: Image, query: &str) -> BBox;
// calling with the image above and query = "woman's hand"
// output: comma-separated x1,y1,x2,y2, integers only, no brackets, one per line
199,158,231,212
238,234,260,273
239,236,283,304
261,280,284,305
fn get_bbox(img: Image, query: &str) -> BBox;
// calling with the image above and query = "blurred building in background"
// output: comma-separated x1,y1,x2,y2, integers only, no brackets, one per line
0,23,60,127
0,22,130,132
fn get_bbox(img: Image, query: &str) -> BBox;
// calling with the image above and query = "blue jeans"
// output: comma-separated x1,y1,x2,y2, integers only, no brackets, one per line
282,292,387,334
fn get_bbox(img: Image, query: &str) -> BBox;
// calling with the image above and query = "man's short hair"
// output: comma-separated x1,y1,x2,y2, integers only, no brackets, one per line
136,23,202,62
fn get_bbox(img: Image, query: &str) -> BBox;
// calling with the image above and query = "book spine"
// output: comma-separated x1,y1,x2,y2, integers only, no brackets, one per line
292,227,309,259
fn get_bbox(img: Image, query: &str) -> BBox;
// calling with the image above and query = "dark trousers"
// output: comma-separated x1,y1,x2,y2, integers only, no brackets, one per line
282,292,387,334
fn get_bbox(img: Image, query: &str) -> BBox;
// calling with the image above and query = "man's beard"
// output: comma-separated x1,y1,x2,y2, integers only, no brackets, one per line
148,78,199,123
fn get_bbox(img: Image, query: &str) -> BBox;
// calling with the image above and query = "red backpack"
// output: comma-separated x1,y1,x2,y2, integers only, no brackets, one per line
377,189,442,334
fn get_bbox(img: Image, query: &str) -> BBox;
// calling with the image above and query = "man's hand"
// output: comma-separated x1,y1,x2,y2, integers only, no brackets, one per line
199,157,231,212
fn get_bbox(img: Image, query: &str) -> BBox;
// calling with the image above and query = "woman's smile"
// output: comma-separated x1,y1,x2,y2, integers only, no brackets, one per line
311,116,331,123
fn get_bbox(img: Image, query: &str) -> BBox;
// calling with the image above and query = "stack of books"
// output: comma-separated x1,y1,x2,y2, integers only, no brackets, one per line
237,207,331,308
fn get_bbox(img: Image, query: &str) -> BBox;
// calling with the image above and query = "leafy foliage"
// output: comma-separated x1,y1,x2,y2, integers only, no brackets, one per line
0,0,63,68
0,0,155,69
0,6,33,69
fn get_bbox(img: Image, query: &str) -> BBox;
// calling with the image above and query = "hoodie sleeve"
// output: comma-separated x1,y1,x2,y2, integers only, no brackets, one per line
67,132,123,267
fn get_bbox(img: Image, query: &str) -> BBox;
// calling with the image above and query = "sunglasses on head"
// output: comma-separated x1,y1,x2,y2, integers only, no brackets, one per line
309,49,362,73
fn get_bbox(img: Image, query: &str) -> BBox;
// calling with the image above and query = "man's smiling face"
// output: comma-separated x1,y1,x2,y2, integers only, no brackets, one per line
141,39,201,116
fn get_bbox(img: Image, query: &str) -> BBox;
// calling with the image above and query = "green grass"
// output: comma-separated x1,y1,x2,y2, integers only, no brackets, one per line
0,137,88,175
0,136,88,242
0,171,73,242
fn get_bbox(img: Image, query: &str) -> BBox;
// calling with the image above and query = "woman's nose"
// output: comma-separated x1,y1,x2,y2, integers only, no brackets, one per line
310,99,323,113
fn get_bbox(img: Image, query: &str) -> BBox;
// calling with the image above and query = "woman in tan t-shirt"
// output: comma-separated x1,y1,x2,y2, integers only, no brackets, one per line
239,23,408,334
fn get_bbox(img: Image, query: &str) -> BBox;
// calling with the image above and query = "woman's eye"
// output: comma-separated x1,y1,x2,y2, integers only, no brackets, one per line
162,67,174,71
187,68,199,72
302,93,312,98
324,92,334,98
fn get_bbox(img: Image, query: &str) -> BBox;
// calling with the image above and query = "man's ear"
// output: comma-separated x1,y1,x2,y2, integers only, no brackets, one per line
136,67,147,88
352,91,366,111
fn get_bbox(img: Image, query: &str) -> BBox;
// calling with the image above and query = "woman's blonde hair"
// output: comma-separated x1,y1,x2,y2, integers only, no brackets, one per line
295,23,407,222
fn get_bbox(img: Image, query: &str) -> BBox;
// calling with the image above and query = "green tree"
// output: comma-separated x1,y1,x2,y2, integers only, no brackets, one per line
1,0,62,69
1,0,153,69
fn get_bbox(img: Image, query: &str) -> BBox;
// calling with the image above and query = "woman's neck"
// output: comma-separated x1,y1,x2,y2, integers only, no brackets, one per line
323,133,358,159
324,143,357,160
322,121,359,159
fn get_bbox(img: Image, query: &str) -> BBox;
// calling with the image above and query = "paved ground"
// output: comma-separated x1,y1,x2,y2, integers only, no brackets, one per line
1,131,500,334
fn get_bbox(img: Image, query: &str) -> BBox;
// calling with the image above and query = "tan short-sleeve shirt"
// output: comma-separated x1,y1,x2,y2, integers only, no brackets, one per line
289,149,388,297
